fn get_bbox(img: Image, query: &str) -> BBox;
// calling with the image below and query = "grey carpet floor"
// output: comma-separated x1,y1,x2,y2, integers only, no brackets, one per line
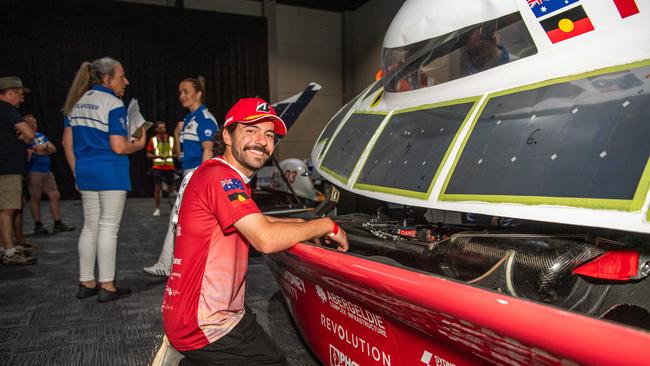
0,198,318,366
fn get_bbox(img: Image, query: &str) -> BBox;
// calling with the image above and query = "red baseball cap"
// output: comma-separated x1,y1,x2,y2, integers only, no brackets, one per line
224,98,287,136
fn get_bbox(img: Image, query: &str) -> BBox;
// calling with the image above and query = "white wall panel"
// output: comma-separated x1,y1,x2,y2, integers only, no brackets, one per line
276,5,341,48
276,44,341,95
275,4,343,159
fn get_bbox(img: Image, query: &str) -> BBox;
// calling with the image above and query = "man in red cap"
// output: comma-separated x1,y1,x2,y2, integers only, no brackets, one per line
162,98,348,365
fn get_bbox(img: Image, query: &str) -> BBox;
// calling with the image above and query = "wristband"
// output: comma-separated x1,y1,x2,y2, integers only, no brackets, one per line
30,135,46,148
327,222,339,239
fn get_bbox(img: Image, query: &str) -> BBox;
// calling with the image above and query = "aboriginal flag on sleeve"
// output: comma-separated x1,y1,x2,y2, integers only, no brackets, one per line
540,5,594,44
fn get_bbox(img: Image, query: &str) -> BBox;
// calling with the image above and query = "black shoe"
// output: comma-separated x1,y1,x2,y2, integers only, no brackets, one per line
53,222,75,233
76,284,100,299
98,287,132,303
34,224,49,236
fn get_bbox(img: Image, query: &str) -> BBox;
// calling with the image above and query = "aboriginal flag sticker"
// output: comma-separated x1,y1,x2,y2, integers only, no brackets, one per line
540,5,595,44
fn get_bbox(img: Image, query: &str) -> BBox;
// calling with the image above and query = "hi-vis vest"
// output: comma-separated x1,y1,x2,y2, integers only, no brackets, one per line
152,135,175,168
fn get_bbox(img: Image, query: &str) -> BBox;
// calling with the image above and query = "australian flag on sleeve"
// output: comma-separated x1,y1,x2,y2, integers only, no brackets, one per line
527,0,579,18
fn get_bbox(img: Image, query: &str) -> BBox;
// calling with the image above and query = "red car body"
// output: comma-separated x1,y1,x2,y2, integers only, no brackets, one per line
268,243,650,365
265,0,650,363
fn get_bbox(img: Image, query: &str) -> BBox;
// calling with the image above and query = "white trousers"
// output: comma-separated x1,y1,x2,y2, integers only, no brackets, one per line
78,190,127,282
156,214,175,270
156,168,195,270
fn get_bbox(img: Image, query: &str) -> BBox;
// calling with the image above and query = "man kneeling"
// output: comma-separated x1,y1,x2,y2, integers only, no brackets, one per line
161,98,348,365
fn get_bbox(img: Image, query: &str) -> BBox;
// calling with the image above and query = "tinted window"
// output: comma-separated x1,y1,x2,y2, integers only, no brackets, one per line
382,12,537,92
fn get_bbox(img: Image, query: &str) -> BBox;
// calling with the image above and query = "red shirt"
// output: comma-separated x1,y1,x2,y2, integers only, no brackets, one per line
162,157,260,351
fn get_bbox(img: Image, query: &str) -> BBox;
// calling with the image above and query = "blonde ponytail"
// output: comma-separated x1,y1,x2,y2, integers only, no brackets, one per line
63,57,121,116
63,61,91,116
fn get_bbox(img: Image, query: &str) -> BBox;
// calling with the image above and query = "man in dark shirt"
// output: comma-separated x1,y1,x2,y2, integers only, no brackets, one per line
0,76,44,266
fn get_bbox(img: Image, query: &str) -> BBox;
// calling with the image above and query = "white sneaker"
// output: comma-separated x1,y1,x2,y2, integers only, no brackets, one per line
143,263,170,277
153,208,161,217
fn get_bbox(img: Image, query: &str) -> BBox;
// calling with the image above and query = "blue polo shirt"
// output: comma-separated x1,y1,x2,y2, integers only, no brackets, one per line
27,132,51,173
64,85,131,191
179,105,218,170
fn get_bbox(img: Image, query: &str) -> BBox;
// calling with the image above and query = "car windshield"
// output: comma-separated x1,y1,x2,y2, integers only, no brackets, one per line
382,12,537,92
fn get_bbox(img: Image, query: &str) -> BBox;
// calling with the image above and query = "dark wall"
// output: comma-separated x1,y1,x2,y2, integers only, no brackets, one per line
0,0,269,198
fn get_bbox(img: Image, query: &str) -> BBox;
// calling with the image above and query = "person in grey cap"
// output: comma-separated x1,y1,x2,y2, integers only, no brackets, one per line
0,76,45,266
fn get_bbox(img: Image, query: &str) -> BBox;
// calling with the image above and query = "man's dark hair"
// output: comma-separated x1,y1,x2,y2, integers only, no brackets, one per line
213,123,237,157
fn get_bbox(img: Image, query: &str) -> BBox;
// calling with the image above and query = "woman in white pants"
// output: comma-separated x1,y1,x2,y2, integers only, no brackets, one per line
143,76,218,277
62,57,146,302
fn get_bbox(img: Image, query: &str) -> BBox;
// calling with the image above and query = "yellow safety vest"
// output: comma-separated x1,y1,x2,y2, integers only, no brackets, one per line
152,135,175,168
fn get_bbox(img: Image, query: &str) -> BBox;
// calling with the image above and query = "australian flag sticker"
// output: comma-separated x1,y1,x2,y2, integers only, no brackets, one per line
527,0,579,18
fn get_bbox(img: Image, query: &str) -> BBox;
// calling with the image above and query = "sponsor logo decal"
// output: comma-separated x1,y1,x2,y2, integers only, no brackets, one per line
317,286,387,337
421,350,456,366
281,270,306,300
165,286,180,297
256,102,270,112
321,314,392,366
330,344,359,366
173,257,182,265
316,285,328,303
282,270,306,292
243,113,270,121
204,128,212,137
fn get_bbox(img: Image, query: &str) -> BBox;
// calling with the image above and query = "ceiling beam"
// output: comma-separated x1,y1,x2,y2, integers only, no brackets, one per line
254,0,369,12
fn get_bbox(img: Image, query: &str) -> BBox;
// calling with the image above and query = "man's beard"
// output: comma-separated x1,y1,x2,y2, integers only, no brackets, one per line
232,139,271,172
